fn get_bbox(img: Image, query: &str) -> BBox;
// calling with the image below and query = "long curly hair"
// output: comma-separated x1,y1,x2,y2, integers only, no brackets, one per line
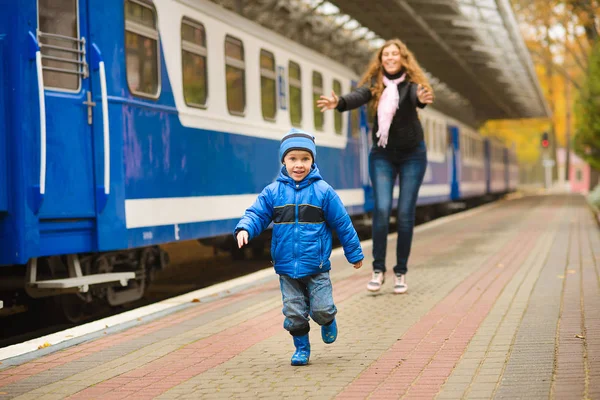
358,38,433,112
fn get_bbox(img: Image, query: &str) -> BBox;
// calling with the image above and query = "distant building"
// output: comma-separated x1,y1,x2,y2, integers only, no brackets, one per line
556,148,591,194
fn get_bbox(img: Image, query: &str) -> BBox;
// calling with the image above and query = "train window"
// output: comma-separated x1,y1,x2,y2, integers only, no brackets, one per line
260,50,276,121
38,0,81,90
433,121,439,154
429,120,434,151
332,79,342,135
350,82,360,138
468,137,473,160
225,36,246,115
181,19,207,108
425,118,432,147
289,61,302,127
312,72,324,131
125,0,160,98
440,122,447,152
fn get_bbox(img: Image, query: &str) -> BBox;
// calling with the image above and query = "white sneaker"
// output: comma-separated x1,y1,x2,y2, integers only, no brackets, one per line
367,271,385,292
394,274,408,294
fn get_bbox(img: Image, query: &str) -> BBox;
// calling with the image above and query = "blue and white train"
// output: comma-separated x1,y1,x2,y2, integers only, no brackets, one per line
0,0,517,315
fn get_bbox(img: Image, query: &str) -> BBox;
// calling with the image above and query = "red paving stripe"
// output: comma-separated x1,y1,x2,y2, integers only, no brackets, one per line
0,284,275,388
65,273,371,399
337,210,550,399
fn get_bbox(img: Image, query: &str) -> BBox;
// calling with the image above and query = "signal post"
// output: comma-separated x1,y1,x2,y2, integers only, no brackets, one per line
541,132,555,189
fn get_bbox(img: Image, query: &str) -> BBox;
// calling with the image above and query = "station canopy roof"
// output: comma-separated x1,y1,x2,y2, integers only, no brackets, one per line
214,0,550,127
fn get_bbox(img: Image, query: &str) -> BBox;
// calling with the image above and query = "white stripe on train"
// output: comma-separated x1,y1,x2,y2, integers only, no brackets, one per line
125,184,452,228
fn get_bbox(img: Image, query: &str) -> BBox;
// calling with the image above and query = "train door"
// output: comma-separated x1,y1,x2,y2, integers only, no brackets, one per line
448,125,460,201
358,102,374,212
36,0,98,219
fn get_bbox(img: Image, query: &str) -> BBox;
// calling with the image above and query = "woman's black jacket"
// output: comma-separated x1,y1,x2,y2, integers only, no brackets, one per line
336,81,427,150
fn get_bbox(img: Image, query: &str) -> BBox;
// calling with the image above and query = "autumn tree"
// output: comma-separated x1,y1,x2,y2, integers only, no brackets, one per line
483,0,598,185
573,41,600,169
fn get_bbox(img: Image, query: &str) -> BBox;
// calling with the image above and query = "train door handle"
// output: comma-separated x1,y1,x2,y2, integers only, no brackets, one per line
91,43,110,212
28,31,46,214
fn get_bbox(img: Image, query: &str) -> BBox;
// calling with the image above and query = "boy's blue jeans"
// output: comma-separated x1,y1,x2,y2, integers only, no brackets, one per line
279,272,336,336
369,141,427,276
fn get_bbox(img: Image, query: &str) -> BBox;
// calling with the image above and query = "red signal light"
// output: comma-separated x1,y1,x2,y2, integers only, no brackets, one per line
542,139,549,148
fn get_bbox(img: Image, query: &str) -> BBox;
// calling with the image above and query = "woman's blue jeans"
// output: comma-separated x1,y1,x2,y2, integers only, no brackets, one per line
369,141,427,275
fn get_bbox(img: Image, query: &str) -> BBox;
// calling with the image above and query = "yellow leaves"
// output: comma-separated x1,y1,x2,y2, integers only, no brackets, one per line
480,118,550,164
37,342,51,350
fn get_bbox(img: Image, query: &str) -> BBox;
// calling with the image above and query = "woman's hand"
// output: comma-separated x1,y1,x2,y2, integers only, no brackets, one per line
417,84,433,104
353,260,363,269
236,230,249,248
317,90,339,112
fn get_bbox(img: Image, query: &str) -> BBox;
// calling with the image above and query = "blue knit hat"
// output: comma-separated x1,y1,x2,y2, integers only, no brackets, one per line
279,128,316,163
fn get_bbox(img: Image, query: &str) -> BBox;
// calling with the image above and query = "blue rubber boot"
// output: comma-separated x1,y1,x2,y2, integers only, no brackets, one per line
291,334,310,366
321,319,337,344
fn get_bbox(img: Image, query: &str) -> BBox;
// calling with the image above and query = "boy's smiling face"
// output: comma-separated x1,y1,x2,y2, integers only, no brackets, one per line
283,150,313,182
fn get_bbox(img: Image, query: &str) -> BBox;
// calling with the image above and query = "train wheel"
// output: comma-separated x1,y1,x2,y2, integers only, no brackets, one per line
57,294,91,324
47,257,95,324
251,241,266,259
230,242,249,261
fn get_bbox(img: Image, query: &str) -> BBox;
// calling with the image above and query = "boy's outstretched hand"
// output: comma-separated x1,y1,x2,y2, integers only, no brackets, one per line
237,230,249,248
353,260,363,269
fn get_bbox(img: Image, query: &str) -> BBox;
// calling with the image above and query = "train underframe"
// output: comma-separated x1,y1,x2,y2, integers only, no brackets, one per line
0,246,168,323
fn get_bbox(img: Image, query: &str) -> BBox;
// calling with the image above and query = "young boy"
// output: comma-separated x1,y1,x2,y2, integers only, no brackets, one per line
234,128,364,366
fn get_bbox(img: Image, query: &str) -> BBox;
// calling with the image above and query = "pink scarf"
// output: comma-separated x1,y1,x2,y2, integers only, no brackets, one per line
376,73,406,148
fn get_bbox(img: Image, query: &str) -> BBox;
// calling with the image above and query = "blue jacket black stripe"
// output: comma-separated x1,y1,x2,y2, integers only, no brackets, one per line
234,165,364,278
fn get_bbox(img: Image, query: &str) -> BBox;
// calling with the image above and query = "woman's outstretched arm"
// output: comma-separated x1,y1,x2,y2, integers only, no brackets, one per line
317,86,372,113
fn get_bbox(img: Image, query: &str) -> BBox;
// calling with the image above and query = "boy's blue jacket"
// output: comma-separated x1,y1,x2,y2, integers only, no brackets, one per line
234,164,363,279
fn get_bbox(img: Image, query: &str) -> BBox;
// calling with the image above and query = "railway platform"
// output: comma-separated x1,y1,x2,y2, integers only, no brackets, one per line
0,193,598,399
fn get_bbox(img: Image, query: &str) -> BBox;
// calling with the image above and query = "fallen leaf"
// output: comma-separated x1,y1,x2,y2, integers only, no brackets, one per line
191,298,200,303
137,318,142,321
37,342,51,350
567,269,576,274
575,334,585,339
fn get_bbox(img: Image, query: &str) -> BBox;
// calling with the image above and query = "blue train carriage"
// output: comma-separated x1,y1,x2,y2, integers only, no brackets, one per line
485,137,508,195
506,144,519,192
416,108,452,206
0,0,366,316
448,123,487,201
